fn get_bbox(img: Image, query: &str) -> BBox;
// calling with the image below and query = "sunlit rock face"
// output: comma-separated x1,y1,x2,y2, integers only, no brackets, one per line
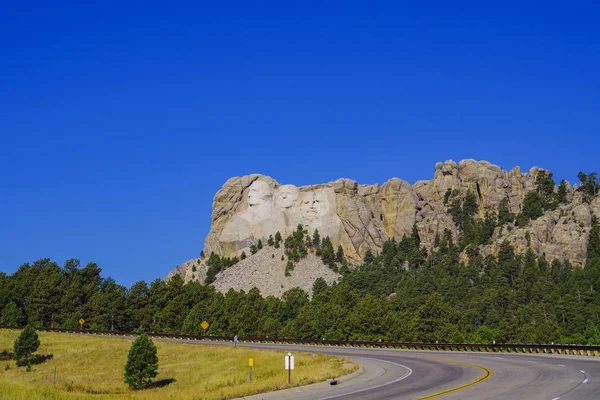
201,160,599,267
209,177,347,259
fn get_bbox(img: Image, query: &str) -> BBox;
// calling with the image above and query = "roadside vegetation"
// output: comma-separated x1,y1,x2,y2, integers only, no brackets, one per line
1,171,600,346
0,330,356,400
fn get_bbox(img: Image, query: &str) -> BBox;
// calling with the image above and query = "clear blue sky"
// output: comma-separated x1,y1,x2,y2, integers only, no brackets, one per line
1,2,598,287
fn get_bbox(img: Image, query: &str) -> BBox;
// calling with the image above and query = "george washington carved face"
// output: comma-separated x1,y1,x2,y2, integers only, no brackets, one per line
247,180,273,207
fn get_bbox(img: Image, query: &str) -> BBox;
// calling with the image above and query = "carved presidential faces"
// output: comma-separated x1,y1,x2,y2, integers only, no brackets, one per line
276,185,299,209
220,181,340,251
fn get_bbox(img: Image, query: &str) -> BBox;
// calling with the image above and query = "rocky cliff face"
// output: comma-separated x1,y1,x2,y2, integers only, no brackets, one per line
171,159,599,288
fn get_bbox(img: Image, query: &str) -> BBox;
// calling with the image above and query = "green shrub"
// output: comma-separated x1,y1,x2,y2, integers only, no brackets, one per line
124,334,158,390
13,325,40,367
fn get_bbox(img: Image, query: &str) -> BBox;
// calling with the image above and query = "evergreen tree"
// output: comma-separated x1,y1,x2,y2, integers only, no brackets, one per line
124,334,158,390
588,216,600,261
312,229,320,247
312,278,329,299
285,260,294,277
535,170,557,210
433,232,441,248
577,172,599,202
267,235,274,246
411,292,453,342
1,302,24,326
411,223,421,248
284,225,308,263
518,191,543,225
463,190,478,219
449,198,463,228
240,251,247,260
257,239,263,250
557,179,569,204
26,261,64,327
443,188,452,205
320,237,336,269
87,278,126,331
124,281,151,331
497,240,519,286
13,325,40,366
498,197,514,225
205,252,223,284
274,231,282,248
364,249,375,263
336,245,344,263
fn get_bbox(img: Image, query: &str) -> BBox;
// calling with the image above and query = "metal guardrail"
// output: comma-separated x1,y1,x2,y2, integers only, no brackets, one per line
2,326,599,356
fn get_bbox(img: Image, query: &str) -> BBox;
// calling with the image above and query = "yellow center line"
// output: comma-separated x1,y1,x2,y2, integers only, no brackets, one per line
415,358,493,399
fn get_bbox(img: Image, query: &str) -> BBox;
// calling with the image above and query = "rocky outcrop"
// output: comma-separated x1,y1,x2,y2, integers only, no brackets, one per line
167,258,206,283
212,247,339,298
171,159,599,287
481,200,591,265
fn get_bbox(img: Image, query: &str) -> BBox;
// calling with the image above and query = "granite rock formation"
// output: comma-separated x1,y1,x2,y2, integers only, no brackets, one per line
170,159,599,289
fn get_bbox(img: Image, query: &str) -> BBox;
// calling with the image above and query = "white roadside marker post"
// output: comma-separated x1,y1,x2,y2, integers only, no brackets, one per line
285,352,294,384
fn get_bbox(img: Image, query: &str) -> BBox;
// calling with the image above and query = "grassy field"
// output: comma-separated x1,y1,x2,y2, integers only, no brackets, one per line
0,329,357,400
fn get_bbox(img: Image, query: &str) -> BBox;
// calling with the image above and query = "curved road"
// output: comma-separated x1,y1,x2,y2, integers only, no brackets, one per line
170,339,600,399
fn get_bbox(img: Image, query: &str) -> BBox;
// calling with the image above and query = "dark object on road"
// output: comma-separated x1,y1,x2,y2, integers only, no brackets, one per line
329,379,338,385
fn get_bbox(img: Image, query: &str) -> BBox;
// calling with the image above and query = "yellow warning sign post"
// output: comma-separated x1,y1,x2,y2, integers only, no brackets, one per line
249,358,254,382
200,321,209,336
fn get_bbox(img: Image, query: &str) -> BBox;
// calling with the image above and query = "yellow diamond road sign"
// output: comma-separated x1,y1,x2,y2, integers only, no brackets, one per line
201,321,209,330
79,318,85,325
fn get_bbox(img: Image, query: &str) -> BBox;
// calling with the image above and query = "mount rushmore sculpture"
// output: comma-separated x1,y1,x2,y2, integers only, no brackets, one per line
202,160,599,267
217,179,343,256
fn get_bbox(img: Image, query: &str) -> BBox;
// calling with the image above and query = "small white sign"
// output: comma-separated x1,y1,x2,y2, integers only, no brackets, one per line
285,352,295,370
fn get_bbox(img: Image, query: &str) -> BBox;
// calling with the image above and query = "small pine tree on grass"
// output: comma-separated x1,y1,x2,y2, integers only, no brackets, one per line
13,325,40,366
124,334,158,390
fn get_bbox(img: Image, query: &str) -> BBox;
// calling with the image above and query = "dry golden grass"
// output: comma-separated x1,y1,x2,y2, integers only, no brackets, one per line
0,329,357,400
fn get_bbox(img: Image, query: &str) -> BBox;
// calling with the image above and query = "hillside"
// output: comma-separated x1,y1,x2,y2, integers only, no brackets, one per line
169,159,599,291
168,246,339,298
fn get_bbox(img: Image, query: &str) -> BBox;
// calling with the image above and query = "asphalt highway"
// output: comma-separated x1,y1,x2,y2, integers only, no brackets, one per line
171,340,600,400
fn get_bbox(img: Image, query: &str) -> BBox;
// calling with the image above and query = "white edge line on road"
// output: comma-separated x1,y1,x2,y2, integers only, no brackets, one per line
580,370,586,374
551,397,560,400
319,358,413,400
583,379,589,384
